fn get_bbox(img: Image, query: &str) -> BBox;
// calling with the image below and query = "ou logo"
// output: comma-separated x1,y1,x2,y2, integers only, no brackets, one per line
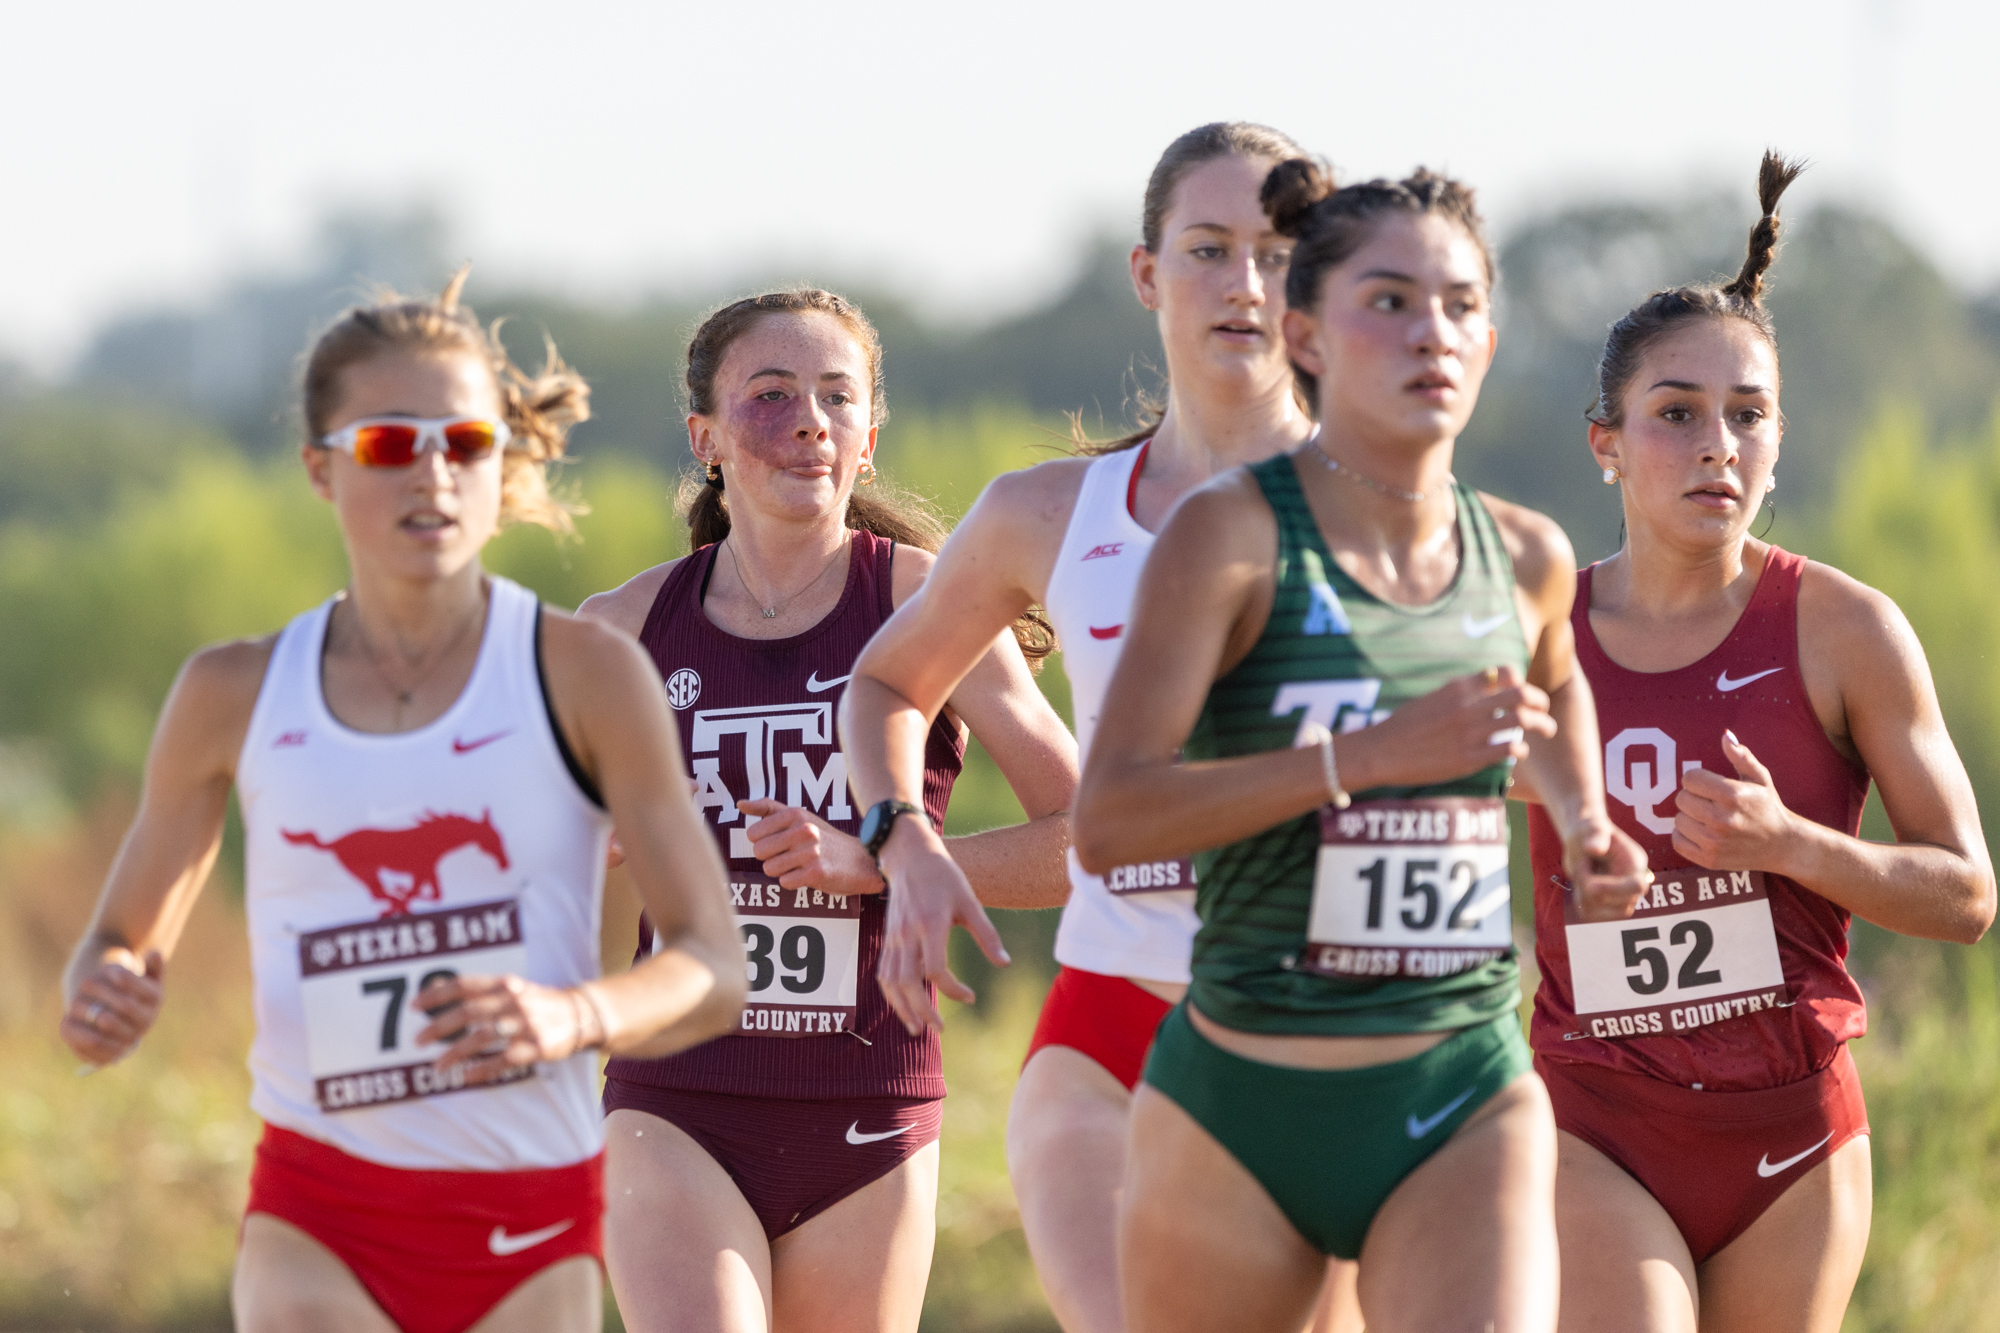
665,669,702,710
1603,727,1703,836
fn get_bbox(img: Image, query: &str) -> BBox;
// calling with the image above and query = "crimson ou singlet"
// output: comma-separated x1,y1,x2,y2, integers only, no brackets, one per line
606,529,963,1100
1529,548,1869,1091
1043,442,1201,983
236,577,613,1170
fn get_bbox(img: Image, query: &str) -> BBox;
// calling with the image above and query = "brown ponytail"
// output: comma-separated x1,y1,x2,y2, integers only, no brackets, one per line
679,289,1054,667
302,265,589,533
1589,151,1807,428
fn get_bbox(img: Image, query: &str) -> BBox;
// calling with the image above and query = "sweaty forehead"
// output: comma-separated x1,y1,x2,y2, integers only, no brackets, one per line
1163,154,1281,239
1341,212,1490,289
1641,318,1780,388
718,312,871,387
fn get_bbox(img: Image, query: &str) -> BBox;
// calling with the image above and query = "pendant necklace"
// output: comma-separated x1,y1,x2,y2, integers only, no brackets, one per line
727,537,847,620
350,590,486,725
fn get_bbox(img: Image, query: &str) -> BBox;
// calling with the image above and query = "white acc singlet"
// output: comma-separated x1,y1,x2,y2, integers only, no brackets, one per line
236,577,613,1170
1045,443,1201,983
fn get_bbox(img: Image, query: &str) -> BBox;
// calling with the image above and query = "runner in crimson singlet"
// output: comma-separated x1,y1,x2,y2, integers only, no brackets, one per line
840,124,1364,1333
577,289,1075,1333
1527,154,1995,1333
59,272,744,1333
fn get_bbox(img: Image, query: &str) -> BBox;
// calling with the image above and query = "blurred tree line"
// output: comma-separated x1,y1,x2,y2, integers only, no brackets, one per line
3,190,2000,1329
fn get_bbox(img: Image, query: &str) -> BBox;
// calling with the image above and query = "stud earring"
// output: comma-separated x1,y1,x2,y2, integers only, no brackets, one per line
1766,475,1776,493
1602,467,1620,485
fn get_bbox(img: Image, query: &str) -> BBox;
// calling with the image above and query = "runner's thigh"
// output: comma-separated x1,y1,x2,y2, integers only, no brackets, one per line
1695,1135,1871,1333
770,1140,940,1333
1120,1084,1325,1333
603,1108,771,1333
234,1212,398,1333
1553,1130,1698,1333
1008,1045,1133,1333
473,1255,602,1333
1359,1071,1558,1333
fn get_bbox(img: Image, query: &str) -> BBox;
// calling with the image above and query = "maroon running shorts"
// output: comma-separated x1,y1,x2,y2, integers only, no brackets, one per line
1023,964,1175,1092
245,1122,603,1333
601,1081,942,1240
1538,1044,1869,1263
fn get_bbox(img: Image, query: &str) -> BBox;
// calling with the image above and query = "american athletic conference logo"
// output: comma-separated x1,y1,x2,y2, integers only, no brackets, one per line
665,668,702,710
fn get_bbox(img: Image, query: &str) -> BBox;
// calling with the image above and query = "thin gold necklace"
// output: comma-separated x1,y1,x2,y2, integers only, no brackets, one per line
348,590,486,723
726,536,847,620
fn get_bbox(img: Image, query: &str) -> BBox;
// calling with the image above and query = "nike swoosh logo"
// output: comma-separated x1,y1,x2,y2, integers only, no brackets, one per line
846,1121,913,1146
1089,625,1124,640
1461,612,1511,639
1756,1133,1834,1178
806,672,852,693
487,1219,574,1256
452,730,512,754
1717,667,1781,692
1406,1085,1478,1140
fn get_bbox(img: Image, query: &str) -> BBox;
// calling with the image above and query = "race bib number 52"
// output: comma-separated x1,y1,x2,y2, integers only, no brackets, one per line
1563,868,1787,1040
1302,798,1512,980
298,899,534,1113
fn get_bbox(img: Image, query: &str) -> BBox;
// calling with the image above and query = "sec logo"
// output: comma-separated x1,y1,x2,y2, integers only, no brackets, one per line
666,668,702,710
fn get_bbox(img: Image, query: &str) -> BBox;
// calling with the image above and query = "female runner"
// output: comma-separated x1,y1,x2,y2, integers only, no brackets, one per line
840,122,1362,1332
1067,162,1654,1333
1531,153,1994,1333
59,272,745,1333
577,289,1075,1333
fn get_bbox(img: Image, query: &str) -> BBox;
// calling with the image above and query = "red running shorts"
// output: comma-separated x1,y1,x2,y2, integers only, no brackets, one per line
1024,964,1175,1092
601,1082,943,1240
245,1122,603,1333
1538,1043,1869,1263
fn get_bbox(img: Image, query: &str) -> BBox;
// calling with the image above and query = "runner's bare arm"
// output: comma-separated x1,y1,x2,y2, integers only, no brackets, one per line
1490,498,1651,921
576,559,680,640
60,639,271,1066
435,611,745,1066
1674,564,1994,942
844,462,1084,1032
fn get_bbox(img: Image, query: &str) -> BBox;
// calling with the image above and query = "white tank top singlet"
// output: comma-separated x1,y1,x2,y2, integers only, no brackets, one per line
236,577,613,1171
1044,443,1201,983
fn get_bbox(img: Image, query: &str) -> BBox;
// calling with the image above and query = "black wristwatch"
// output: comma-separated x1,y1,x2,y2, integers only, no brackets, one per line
859,799,924,862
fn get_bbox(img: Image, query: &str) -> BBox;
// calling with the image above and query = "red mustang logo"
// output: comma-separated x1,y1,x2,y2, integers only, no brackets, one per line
282,811,509,917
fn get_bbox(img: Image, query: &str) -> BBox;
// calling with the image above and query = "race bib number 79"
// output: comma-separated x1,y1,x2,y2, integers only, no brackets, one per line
298,899,534,1112
1302,798,1512,980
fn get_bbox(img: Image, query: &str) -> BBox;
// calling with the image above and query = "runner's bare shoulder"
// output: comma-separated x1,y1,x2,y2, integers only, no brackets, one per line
166,633,281,772
578,558,685,639
1476,492,1576,603
968,454,1095,542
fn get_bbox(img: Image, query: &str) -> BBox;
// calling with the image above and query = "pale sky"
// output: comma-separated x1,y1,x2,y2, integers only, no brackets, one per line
3,0,1992,372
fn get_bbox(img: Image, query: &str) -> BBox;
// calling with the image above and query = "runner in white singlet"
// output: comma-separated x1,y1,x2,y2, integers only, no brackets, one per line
842,124,1361,1333
59,271,743,1333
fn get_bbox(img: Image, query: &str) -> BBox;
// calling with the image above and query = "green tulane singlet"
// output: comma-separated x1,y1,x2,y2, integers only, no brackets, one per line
1184,452,1531,1036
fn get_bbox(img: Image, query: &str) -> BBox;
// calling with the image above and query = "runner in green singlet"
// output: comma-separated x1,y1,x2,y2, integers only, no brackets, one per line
1072,161,1653,1332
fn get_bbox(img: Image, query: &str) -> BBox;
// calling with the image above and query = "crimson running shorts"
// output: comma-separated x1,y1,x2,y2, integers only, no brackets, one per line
602,1080,942,1240
1538,1044,1869,1263
244,1122,603,1333
1024,964,1176,1091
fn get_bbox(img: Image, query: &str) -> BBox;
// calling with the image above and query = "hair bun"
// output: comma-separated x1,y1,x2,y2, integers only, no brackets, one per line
1261,157,1335,238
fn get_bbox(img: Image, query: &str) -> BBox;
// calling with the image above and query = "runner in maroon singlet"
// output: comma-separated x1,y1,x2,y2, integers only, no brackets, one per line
1526,154,1995,1333
578,290,1076,1333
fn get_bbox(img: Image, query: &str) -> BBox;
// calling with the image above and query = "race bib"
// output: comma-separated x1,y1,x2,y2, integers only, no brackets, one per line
660,875,863,1037
298,899,534,1113
1563,867,1787,1040
1104,856,1196,896
1301,798,1512,980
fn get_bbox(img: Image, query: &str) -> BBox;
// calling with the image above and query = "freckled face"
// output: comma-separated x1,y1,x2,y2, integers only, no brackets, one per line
1284,212,1496,448
691,312,877,522
302,351,505,581
1592,318,1781,549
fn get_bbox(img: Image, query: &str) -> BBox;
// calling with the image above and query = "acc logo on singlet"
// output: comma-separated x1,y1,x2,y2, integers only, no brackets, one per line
1603,728,1704,836
689,703,851,859
665,668,702,710
282,811,510,918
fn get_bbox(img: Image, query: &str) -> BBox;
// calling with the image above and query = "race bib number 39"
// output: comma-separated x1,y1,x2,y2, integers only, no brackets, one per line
1563,868,1787,1040
1303,798,1512,980
298,899,533,1113
661,876,863,1038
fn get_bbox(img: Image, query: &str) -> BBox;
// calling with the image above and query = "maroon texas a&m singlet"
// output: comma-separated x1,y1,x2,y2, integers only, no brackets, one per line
1529,547,1869,1092
605,529,962,1100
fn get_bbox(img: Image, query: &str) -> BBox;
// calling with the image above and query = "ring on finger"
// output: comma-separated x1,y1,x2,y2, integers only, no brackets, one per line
1483,666,1499,687
1492,706,1507,721
84,1001,105,1028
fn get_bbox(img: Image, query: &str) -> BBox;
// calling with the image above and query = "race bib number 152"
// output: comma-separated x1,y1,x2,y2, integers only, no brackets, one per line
1303,798,1512,980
